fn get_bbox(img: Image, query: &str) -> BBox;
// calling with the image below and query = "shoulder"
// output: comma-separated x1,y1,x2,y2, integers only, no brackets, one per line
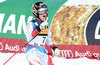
27,21,35,26
26,21,36,30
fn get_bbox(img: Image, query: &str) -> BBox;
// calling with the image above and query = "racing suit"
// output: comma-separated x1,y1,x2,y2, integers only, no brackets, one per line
25,19,54,65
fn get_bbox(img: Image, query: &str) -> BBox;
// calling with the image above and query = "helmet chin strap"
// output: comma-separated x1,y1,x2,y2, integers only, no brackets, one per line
36,17,43,23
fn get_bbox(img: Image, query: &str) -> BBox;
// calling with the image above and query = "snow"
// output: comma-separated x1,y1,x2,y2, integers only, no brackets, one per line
0,53,29,65
0,53,100,65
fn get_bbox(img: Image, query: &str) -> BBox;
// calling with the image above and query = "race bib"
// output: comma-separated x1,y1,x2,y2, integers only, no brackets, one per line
29,28,48,47
32,34,47,46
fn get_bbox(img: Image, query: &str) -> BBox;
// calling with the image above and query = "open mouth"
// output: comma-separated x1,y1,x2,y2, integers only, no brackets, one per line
43,15,46,17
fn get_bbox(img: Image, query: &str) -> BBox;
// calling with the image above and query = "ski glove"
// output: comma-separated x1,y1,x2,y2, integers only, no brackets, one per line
40,21,48,30
36,21,48,32
52,46,60,56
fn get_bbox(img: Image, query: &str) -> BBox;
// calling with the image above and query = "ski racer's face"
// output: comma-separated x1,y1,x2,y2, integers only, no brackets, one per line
39,13,47,22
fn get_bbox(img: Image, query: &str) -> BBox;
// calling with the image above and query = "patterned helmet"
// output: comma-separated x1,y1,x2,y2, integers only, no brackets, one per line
31,2,48,17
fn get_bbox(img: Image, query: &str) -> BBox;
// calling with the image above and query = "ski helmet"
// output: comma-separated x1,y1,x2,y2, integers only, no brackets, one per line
31,2,48,18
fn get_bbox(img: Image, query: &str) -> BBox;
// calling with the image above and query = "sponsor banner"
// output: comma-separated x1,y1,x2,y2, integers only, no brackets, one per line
57,45,100,60
46,44,100,60
0,37,26,53
50,3,100,45
0,39,100,60
0,0,67,39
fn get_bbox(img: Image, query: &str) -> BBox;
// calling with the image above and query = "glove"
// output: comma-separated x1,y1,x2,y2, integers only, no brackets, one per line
52,46,60,56
40,21,48,30
36,21,48,32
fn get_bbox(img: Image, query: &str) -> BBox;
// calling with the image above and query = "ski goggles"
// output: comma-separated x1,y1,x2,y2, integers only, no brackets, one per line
38,8,48,15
